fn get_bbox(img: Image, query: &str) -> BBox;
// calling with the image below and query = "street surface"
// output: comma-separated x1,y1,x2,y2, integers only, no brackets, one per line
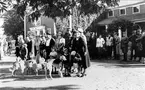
0,55,145,90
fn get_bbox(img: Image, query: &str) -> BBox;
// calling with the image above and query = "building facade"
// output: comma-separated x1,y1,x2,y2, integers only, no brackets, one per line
98,1,145,31
26,16,56,37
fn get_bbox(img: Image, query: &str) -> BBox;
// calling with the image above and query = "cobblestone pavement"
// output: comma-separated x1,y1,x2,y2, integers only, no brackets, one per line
0,55,145,90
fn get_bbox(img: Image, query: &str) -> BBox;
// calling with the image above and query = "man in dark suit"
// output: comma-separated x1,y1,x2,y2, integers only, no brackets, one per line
129,30,137,61
45,32,55,60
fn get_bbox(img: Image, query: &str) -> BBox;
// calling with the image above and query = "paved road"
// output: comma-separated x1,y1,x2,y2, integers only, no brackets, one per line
0,55,145,90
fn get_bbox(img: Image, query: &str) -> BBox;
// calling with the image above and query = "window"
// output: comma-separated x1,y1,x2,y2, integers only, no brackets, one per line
133,6,140,13
120,9,126,15
108,10,113,17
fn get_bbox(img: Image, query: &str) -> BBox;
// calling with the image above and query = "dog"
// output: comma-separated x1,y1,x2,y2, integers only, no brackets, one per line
9,57,26,76
70,51,82,77
44,50,66,79
26,53,46,76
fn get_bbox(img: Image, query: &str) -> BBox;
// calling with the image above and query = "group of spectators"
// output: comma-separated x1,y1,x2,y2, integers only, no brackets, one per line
15,28,91,77
87,28,145,62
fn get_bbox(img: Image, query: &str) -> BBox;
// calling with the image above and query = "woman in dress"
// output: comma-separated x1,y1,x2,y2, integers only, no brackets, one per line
78,28,91,69
72,29,90,77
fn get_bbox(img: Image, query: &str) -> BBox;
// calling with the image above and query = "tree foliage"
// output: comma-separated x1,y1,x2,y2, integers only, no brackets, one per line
0,0,14,13
3,9,24,39
0,1,7,12
108,18,133,36
14,0,119,21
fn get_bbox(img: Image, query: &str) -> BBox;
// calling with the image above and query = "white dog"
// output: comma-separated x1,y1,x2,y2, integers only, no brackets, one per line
9,57,26,76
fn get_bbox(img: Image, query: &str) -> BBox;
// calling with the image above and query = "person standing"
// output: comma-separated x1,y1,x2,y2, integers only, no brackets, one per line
106,34,113,59
40,36,46,58
15,37,20,58
140,31,145,63
89,32,97,59
121,33,129,61
128,30,137,61
26,36,32,60
135,29,142,62
78,28,91,71
72,29,89,77
113,33,121,60
34,36,41,56
20,43,28,60
96,35,105,59
45,32,55,60
55,32,65,54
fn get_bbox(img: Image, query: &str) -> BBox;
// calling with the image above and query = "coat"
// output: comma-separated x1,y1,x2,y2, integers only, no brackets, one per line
45,38,55,59
72,37,90,69
121,37,128,53
141,36,145,57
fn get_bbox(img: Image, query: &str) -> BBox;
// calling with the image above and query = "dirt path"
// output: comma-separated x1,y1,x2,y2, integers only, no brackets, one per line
0,56,145,90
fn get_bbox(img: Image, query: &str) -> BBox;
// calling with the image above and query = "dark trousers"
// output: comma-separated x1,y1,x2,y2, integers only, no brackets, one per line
107,46,112,58
123,53,127,61
45,46,51,59
113,45,116,59
130,46,136,60
97,47,103,59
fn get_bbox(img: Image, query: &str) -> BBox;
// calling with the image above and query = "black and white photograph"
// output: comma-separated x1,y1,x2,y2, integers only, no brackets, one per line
0,0,145,90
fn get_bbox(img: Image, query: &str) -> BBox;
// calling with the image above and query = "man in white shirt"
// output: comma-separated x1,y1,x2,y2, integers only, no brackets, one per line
96,35,105,59
106,34,113,59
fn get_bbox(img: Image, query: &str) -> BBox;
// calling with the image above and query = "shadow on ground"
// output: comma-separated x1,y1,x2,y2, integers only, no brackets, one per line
0,85,81,90
91,59,145,68
0,68,11,74
0,61,14,66
0,74,66,82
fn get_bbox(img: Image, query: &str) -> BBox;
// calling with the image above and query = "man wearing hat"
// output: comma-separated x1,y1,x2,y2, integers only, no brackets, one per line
45,32,55,60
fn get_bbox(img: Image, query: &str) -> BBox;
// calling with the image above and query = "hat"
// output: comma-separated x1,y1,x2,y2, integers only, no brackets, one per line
49,51,57,57
71,51,76,56
46,32,51,35
77,28,83,33
60,55,67,61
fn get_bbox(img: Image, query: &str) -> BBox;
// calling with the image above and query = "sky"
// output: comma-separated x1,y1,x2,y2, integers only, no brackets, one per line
118,0,144,6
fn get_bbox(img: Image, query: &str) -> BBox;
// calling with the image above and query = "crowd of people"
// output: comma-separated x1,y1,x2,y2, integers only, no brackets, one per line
14,28,91,77
87,28,145,62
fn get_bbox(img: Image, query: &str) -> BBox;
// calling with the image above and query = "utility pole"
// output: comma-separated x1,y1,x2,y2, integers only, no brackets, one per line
24,12,27,39
69,9,72,31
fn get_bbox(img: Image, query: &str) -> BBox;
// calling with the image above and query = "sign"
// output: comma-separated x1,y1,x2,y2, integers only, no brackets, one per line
29,26,45,37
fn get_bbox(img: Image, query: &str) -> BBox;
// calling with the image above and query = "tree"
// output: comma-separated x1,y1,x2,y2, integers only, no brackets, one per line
0,1,7,12
108,18,134,36
3,9,24,39
15,0,119,21
0,0,14,13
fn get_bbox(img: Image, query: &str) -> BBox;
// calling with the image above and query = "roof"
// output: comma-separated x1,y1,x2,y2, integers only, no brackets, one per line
98,18,118,26
98,17,145,26
108,1,145,10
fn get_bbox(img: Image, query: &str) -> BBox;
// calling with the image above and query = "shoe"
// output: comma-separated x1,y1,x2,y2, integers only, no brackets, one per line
80,73,87,77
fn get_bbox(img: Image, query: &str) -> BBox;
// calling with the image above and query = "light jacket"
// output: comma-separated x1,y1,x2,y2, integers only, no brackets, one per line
96,38,105,47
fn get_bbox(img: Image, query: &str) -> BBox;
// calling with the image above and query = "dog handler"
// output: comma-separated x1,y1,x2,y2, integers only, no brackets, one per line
71,29,90,77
